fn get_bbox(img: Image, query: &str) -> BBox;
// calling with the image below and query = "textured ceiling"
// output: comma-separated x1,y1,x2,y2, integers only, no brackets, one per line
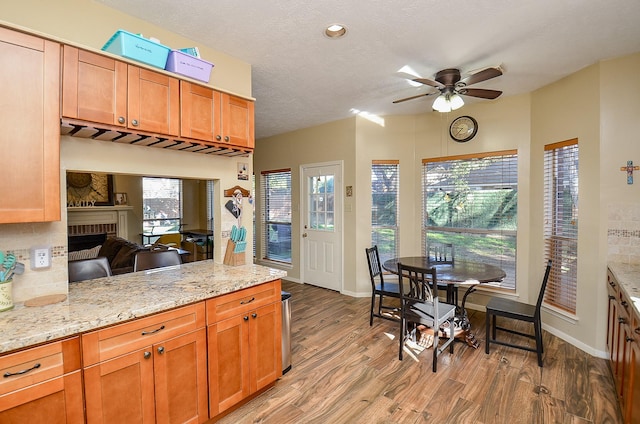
97,0,640,139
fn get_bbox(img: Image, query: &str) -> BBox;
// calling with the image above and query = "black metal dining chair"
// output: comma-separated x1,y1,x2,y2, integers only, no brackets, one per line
68,257,112,282
365,246,401,326
133,250,181,272
485,260,552,367
398,262,457,372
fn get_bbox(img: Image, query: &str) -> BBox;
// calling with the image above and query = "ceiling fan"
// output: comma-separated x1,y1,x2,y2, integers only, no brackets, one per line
393,67,503,112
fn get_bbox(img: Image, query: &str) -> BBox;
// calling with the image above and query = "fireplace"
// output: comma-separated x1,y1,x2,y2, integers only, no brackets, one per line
67,206,133,239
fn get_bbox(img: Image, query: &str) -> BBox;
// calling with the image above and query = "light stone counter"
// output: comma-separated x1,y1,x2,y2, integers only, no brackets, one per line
0,261,287,354
608,261,640,317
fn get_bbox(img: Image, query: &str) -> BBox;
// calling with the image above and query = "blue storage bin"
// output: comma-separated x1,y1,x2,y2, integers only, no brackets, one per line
102,30,171,69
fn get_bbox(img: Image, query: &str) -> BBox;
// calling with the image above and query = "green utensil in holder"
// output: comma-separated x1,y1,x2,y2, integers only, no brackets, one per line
0,279,13,312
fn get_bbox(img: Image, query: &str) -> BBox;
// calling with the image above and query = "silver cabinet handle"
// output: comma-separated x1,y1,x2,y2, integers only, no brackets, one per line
216,135,222,141
157,346,165,354
118,116,125,124
144,351,151,359
141,325,165,336
224,136,229,142
4,362,40,378
131,119,139,126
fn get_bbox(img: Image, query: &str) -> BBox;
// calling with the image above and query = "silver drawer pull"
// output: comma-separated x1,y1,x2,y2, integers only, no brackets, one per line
240,297,255,305
141,325,165,336
4,362,41,378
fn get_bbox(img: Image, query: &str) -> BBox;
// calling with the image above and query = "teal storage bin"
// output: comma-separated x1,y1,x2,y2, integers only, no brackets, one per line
102,30,170,69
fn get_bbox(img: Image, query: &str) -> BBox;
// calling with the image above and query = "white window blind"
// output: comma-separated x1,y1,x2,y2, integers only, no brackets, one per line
261,169,292,263
423,150,518,290
544,139,578,314
142,177,182,235
371,160,399,265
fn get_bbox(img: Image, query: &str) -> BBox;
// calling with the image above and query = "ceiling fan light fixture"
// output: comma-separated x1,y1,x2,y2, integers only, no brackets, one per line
324,24,347,38
450,93,464,110
433,94,452,113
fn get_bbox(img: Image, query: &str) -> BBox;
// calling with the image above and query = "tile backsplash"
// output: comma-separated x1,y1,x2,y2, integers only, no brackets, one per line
608,202,640,264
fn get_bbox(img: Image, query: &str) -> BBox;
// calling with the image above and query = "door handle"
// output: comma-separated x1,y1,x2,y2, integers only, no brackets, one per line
302,233,307,238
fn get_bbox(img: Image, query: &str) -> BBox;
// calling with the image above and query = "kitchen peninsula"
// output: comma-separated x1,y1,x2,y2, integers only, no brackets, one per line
0,261,287,422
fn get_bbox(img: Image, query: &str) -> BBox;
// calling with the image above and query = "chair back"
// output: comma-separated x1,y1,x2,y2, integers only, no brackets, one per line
397,262,441,315
134,250,181,272
426,243,454,265
365,246,384,287
535,260,553,314
68,257,112,283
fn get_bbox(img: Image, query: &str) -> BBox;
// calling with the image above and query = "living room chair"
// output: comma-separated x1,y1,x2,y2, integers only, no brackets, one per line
398,262,456,372
68,257,112,283
485,259,552,367
365,246,401,326
134,250,181,272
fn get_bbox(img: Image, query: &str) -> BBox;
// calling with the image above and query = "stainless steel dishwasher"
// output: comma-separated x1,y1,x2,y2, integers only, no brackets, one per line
281,291,292,374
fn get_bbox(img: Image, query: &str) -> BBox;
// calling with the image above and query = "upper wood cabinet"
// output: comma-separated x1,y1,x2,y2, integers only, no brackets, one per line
181,81,255,149
62,46,180,136
0,27,60,223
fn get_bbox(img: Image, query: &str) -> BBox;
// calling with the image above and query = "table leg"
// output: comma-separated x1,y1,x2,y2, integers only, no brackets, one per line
458,284,481,349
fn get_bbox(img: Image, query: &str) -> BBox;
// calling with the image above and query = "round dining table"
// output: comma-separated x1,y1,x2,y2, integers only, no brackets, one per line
382,257,506,348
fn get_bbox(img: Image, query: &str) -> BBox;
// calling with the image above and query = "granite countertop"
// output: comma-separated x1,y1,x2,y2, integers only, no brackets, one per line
0,261,287,354
608,261,640,317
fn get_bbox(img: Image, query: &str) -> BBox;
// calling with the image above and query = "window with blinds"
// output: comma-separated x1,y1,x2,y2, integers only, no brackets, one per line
371,161,399,265
423,150,518,290
543,139,578,314
142,177,182,235
261,169,292,263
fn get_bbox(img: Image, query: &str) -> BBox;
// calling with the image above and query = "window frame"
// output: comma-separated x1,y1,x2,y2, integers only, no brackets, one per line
543,139,579,315
261,168,292,264
371,160,400,266
422,150,518,291
142,177,183,236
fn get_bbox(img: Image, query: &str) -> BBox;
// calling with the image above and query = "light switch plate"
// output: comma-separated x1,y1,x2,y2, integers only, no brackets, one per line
30,245,51,269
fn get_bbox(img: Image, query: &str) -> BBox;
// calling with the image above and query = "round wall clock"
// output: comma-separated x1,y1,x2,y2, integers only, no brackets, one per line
449,115,478,143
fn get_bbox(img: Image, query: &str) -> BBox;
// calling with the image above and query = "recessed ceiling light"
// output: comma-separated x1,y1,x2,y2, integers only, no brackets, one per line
325,24,347,39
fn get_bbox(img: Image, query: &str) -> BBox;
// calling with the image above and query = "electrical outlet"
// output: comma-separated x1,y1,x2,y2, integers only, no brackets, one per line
30,245,51,269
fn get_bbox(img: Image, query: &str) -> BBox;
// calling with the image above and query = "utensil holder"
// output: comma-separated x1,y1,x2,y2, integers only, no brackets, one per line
223,240,246,266
0,279,14,312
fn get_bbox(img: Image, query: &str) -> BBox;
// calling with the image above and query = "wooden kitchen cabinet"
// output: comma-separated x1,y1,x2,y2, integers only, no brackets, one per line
606,268,640,424
83,303,208,424
0,337,83,423
62,46,180,136
181,81,255,149
0,27,60,223
207,280,281,417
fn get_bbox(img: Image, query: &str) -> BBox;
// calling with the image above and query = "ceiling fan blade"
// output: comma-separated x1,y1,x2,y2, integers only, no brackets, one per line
413,78,443,88
460,67,502,86
459,88,502,99
392,92,436,103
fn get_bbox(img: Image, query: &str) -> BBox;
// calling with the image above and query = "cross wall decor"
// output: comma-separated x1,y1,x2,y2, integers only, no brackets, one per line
620,160,640,184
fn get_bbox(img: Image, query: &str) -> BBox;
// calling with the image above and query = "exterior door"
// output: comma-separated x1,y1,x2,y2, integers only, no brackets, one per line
301,163,342,292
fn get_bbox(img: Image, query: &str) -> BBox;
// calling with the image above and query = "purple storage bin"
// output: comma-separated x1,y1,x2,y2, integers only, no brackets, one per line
165,50,214,82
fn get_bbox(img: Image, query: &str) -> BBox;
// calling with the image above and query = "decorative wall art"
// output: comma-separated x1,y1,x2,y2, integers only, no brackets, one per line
66,172,114,207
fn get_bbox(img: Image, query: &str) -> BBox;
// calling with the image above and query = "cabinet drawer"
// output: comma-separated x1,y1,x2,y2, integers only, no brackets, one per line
206,280,281,324
0,337,80,395
82,302,205,366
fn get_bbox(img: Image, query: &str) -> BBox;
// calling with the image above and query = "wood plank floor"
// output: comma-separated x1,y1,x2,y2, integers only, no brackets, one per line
216,281,623,423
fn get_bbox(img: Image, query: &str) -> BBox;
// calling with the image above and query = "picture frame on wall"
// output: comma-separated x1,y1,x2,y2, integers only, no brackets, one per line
66,172,114,206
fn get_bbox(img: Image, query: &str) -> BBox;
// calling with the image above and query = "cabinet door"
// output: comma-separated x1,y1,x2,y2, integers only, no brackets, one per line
607,281,619,363
62,46,127,127
154,328,209,424
128,66,180,136
0,371,84,423
180,81,220,142
0,27,60,223
250,302,282,393
84,348,156,424
220,93,255,148
208,314,251,416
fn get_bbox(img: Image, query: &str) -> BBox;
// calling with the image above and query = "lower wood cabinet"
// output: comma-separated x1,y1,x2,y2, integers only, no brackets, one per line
207,280,282,417
82,303,208,424
606,268,640,424
0,337,84,423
